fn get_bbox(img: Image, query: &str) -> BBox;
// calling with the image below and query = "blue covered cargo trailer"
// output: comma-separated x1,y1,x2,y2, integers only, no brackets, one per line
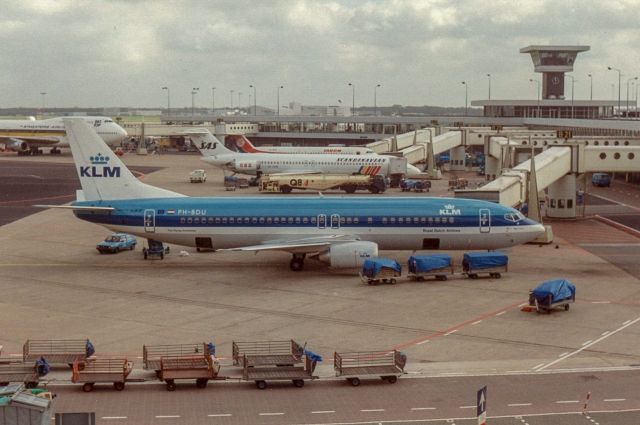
408,254,453,281
462,252,508,279
529,279,576,313
360,258,401,285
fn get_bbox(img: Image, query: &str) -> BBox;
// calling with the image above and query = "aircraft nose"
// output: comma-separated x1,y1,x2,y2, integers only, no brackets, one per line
116,124,128,141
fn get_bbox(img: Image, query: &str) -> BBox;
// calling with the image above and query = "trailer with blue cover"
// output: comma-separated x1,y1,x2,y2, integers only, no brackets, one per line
360,258,402,285
529,279,576,313
462,252,508,279
408,254,453,281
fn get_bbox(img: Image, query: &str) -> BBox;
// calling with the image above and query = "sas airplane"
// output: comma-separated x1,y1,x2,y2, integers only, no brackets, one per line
228,134,374,155
0,116,127,155
40,118,545,272
189,130,422,178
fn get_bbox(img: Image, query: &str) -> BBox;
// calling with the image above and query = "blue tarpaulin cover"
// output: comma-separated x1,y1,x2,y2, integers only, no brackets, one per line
361,258,401,278
531,279,576,303
463,252,508,270
85,340,95,357
36,358,50,376
304,350,323,363
408,254,452,273
207,342,216,356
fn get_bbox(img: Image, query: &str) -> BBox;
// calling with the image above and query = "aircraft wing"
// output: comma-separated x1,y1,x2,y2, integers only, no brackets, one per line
219,235,360,254
268,171,322,176
0,135,62,146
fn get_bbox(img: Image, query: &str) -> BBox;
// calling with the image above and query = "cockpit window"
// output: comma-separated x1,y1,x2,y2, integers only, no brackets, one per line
504,212,524,223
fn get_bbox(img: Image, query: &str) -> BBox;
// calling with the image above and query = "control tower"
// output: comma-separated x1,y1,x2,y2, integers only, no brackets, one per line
520,45,590,99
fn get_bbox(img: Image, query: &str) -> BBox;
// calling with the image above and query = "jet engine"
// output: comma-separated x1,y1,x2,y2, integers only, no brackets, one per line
314,241,378,268
234,160,259,173
4,138,28,152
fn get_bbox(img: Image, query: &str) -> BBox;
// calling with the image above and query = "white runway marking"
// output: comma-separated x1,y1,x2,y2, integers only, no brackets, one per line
603,398,626,402
472,320,482,325
101,417,127,420
417,339,430,345
360,409,385,412
207,413,232,417
459,405,476,409
555,400,580,404
444,329,458,336
582,340,593,346
532,363,545,370
311,411,335,414
559,352,569,357
496,311,506,316
537,316,640,371
411,407,437,411
591,301,610,304
508,403,532,407
259,412,284,416
155,415,180,418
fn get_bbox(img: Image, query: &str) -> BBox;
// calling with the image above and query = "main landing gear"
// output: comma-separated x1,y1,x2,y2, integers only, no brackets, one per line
289,254,306,272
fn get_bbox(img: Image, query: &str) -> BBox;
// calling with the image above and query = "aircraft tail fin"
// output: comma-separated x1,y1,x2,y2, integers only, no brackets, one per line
183,129,234,157
226,134,260,153
64,118,184,201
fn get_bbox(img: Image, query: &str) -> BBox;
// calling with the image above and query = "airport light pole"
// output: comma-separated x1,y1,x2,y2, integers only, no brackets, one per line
374,84,381,116
607,66,622,115
461,81,468,116
565,75,575,119
529,78,540,117
191,87,199,116
230,90,234,108
249,84,257,115
277,85,284,116
40,92,47,113
636,81,639,115
588,73,593,100
487,74,491,100
238,92,243,111
211,87,216,114
348,82,356,117
626,76,637,114
162,87,170,115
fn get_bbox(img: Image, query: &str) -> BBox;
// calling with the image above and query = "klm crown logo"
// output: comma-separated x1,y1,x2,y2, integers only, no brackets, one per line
439,203,461,216
80,152,120,178
90,153,109,164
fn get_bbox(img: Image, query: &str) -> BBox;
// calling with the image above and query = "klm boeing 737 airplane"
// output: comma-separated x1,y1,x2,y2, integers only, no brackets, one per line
44,119,544,272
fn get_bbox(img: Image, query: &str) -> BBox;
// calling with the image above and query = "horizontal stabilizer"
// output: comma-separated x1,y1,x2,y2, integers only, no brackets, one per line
33,204,115,211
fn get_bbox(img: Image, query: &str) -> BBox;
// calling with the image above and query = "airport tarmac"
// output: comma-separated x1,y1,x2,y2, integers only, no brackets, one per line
1,152,639,423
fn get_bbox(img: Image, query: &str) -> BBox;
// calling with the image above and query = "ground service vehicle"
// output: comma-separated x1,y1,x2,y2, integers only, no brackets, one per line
142,239,169,260
232,340,304,367
158,354,220,391
592,173,611,187
242,353,318,389
0,361,48,388
259,174,387,194
360,258,402,285
462,252,508,279
408,254,454,281
334,350,406,386
189,169,207,183
23,339,94,365
529,279,576,313
72,358,132,392
143,343,212,374
96,233,137,254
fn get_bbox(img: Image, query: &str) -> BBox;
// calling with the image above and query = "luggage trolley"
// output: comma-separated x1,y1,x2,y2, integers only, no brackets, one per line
360,258,402,285
408,254,453,281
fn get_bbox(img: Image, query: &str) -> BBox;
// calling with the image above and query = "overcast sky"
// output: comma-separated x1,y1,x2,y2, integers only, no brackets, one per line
1,0,639,109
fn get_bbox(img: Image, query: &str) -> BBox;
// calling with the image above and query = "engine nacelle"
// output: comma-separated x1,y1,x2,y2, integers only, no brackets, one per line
5,138,28,152
315,241,378,268
234,159,259,172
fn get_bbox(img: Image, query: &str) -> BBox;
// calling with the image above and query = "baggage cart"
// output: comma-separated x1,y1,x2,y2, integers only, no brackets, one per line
242,354,318,390
71,358,132,392
143,343,210,372
232,340,303,367
23,339,94,365
408,254,453,281
529,279,576,314
0,362,42,388
224,176,237,191
158,354,220,391
360,258,401,285
334,350,406,386
462,252,508,279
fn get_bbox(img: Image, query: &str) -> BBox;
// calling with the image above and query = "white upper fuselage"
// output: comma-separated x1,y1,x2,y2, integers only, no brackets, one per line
202,152,421,177
0,116,127,147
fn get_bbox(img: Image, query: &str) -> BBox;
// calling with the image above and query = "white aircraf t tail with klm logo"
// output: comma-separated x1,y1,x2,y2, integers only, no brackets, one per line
63,118,185,201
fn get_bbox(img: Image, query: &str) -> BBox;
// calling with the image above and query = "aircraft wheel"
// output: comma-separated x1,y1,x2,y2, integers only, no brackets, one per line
256,380,267,390
293,379,305,388
348,377,360,386
113,382,125,391
82,383,94,392
290,258,304,272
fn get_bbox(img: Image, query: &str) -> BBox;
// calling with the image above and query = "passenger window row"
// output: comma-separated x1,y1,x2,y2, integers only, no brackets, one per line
177,216,455,225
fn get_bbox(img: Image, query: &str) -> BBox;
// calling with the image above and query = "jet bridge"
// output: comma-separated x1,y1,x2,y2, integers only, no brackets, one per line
455,136,640,218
